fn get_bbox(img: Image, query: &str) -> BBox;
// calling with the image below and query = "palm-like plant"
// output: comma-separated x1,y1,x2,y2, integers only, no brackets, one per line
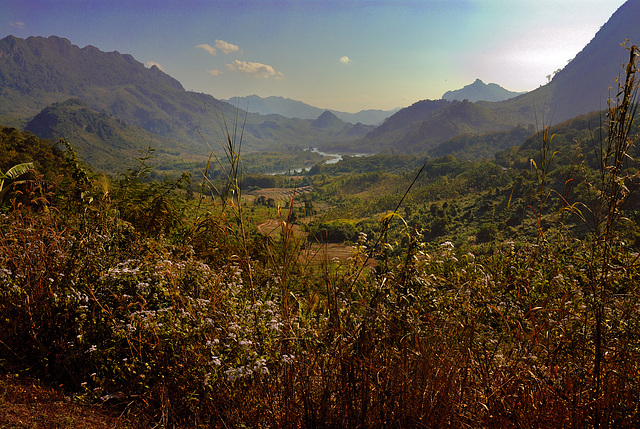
0,162,36,204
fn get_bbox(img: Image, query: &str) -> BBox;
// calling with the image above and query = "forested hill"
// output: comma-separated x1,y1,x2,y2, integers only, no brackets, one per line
487,0,640,125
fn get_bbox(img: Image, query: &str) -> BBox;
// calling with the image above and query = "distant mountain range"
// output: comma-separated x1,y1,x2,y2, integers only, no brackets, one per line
223,95,400,125
0,35,372,173
0,0,637,172
442,79,525,102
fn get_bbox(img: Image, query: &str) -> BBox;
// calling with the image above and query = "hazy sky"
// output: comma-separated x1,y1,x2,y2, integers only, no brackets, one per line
2,0,628,112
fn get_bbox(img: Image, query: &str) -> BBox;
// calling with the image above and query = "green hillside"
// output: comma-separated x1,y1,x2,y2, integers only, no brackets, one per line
24,98,183,173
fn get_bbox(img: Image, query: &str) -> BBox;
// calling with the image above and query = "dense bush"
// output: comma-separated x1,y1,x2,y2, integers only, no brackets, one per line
309,218,358,242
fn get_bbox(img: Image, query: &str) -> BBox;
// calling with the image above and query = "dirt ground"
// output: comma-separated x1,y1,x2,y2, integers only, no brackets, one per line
0,375,141,429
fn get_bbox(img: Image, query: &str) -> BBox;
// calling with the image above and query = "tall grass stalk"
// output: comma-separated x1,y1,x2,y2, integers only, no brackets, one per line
195,104,257,301
560,42,640,427
591,43,639,428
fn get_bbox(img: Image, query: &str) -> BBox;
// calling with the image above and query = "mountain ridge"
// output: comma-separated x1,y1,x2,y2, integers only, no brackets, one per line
1,0,638,170
224,94,399,125
442,79,526,102
488,0,640,124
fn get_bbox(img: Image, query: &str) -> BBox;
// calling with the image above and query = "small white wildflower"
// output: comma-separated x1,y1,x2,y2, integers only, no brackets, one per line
253,358,269,375
224,368,239,382
268,319,283,330
281,354,296,364
228,322,240,331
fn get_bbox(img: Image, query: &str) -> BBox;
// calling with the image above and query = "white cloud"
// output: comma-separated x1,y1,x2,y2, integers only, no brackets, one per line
197,41,240,56
207,69,223,77
10,21,25,29
146,61,165,71
226,60,283,79
339,56,352,64
215,40,239,54
196,43,217,56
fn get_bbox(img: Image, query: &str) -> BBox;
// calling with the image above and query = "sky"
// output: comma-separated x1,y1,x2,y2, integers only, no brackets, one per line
2,0,629,112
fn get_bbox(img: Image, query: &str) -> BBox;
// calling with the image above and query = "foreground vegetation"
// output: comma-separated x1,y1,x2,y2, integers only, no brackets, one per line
1,47,640,428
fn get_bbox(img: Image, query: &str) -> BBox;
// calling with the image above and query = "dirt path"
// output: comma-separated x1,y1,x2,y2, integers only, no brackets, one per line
250,186,366,265
257,218,283,235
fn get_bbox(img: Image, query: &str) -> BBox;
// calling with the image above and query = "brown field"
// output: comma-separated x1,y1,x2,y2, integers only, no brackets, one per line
256,218,356,263
244,185,313,203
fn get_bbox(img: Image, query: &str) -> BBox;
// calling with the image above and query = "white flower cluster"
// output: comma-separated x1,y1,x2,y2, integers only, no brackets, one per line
99,260,141,281
281,354,296,364
224,357,269,382
0,267,12,282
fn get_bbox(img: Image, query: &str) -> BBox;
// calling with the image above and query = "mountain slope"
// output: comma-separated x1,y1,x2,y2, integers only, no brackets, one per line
391,100,520,153
0,35,184,94
23,98,187,173
442,79,525,102
336,98,521,154
488,0,640,125
545,0,640,122
312,111,347,129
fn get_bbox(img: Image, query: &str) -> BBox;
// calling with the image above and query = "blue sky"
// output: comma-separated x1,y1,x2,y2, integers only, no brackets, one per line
2,0,628,112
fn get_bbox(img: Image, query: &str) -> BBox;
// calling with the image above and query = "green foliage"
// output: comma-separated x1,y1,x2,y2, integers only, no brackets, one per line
0,161,36,204
116,148,191,236
309,218,358,243
0,125,66,177
430,125,534,160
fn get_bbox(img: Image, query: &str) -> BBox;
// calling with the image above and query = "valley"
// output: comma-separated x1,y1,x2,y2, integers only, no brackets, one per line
1,1,640,427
